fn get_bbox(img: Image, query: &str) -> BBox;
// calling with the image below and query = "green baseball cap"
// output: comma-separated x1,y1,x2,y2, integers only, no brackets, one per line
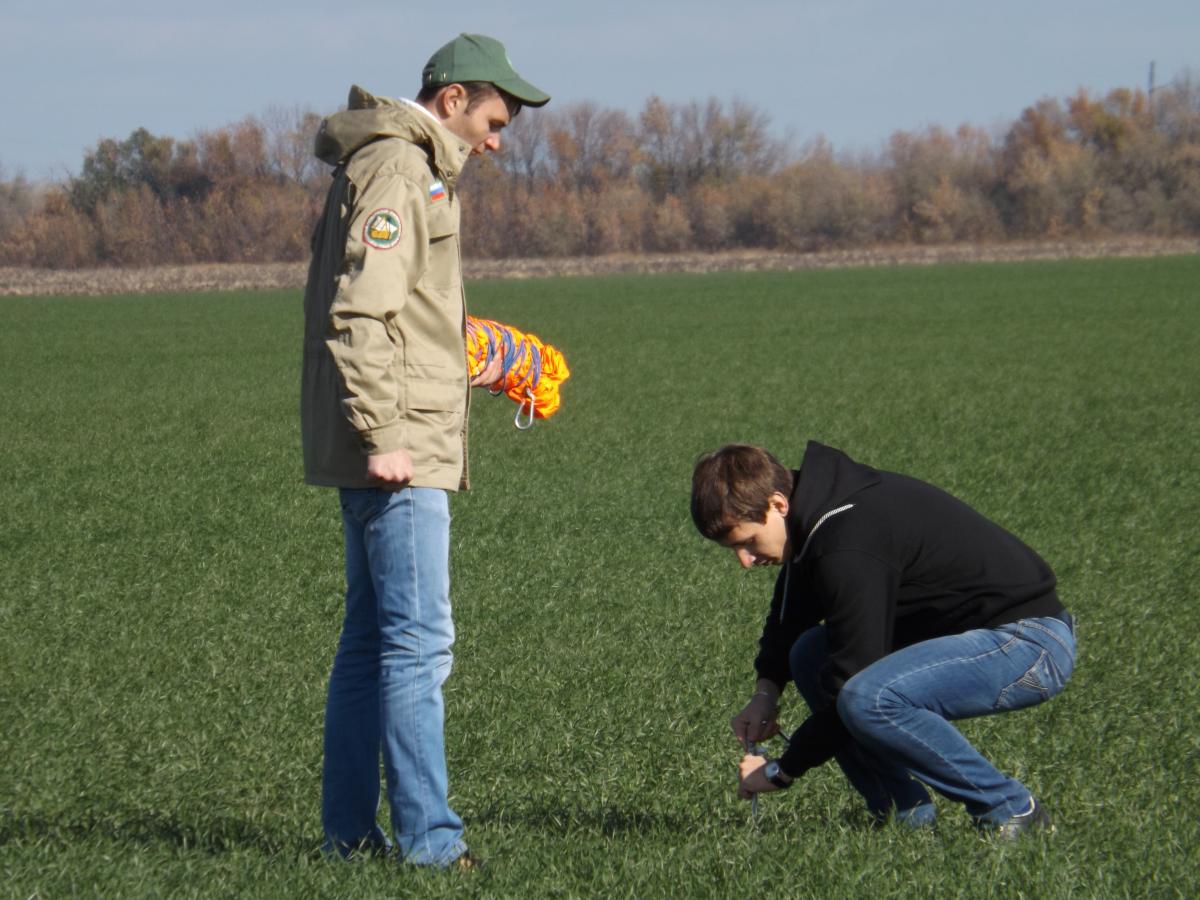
422,33,550,108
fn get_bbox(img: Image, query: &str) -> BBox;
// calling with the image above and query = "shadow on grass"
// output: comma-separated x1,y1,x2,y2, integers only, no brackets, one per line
3,799,873,855
2,796,717,855
469,795,920,840
468,799,718,836
0,808,319,859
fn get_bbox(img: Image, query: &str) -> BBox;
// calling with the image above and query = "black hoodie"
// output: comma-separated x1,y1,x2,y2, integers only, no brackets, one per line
757,442,1063,777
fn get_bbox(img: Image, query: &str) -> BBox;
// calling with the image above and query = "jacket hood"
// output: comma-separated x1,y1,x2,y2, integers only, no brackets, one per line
787,441,881,539
313,85,472,184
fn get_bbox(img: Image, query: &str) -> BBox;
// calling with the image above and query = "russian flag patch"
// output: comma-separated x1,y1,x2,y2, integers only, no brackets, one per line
429,180,446,202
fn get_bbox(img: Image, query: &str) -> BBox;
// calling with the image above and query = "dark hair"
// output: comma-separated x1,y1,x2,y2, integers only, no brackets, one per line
690,445,794,541
415,81,522,117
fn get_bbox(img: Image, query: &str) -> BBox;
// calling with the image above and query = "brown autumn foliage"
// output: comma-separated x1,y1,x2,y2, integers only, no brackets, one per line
2,79,1199,269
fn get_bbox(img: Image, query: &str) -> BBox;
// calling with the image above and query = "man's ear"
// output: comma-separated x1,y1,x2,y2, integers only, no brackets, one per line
769,491,789,517
435,83,467,118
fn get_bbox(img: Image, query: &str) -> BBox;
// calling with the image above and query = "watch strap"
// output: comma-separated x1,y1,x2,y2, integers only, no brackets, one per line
765,761,792,789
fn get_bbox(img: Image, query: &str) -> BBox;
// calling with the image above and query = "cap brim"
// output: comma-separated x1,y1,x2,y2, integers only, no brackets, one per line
495,76,550,108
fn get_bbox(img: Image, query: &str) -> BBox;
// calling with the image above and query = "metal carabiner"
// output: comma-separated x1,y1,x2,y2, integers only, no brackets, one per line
514,389,536,430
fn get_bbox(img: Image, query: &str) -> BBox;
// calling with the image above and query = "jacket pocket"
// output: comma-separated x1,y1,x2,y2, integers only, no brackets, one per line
422,200,460,291
403,371,464,469
426,200,456,240
405,369,464,412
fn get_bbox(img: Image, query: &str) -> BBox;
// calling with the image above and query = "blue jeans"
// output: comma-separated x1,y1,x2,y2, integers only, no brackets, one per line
790,614,1075,824
322,486,466,866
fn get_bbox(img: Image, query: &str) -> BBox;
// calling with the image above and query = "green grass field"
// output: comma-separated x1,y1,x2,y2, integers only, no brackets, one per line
2,256,1198,897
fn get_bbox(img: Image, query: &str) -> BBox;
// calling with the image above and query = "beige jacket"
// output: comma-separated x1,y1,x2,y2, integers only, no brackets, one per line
301,86,474,490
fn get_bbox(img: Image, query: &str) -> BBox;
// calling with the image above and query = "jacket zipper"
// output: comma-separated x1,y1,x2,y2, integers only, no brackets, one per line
780,503,856,623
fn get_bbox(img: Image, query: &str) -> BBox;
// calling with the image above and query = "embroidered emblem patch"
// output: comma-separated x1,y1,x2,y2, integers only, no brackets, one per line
363,209,402,249
429,180,446,203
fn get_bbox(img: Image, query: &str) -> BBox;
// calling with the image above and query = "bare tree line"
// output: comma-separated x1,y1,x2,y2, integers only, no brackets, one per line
2,78,1199,269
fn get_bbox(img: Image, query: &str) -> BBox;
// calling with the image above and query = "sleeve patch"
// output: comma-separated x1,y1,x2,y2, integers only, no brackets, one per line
362,208,403,249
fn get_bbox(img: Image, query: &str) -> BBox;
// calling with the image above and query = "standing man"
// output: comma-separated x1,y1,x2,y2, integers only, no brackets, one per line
690,441,1076,837
301,34,549,869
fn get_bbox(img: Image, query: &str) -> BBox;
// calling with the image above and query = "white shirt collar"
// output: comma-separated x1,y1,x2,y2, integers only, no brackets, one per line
398,97,440,124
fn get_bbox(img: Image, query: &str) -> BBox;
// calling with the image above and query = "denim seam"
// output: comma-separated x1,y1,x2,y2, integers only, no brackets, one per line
794,629,930,816
400,490,434,863
866,638,1026,818
1000,619,1074,687
333,488,461,865
997,649,1052,707
1019,618,1074,657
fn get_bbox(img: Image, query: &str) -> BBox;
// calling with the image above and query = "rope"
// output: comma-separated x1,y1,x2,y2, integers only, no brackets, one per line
465,316,570,427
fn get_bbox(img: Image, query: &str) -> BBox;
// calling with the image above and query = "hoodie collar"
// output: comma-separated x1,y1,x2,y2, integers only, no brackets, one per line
777,441,880,622
786,441,881,548
314,85,472,187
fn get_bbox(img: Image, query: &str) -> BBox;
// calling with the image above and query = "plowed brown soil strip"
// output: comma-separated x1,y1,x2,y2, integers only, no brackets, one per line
2,239,1196,297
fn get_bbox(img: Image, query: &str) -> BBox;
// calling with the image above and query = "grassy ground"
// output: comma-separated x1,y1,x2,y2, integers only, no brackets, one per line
2,256,1198,897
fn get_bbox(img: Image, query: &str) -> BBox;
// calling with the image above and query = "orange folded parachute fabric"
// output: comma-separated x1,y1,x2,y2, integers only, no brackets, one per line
465,316,571,427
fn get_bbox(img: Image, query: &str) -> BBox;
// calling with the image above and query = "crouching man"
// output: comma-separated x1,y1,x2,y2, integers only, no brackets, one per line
690,440,1075,837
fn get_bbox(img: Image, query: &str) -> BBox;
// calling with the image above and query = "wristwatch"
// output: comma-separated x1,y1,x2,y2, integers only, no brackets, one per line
763,760,792,789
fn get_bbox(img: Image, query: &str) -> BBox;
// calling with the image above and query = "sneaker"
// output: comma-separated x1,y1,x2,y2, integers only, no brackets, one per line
980,798,1053,840
869,802,937,830
452,851,486,872
895,802,938,829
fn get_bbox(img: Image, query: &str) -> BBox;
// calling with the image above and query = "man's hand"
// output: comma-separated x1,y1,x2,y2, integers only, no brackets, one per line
731,685,781,750
737,754,792,800
366,448,413,489
469,351,504,389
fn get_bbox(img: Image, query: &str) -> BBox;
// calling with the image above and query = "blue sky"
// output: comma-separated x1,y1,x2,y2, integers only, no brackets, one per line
2,0,1197,181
